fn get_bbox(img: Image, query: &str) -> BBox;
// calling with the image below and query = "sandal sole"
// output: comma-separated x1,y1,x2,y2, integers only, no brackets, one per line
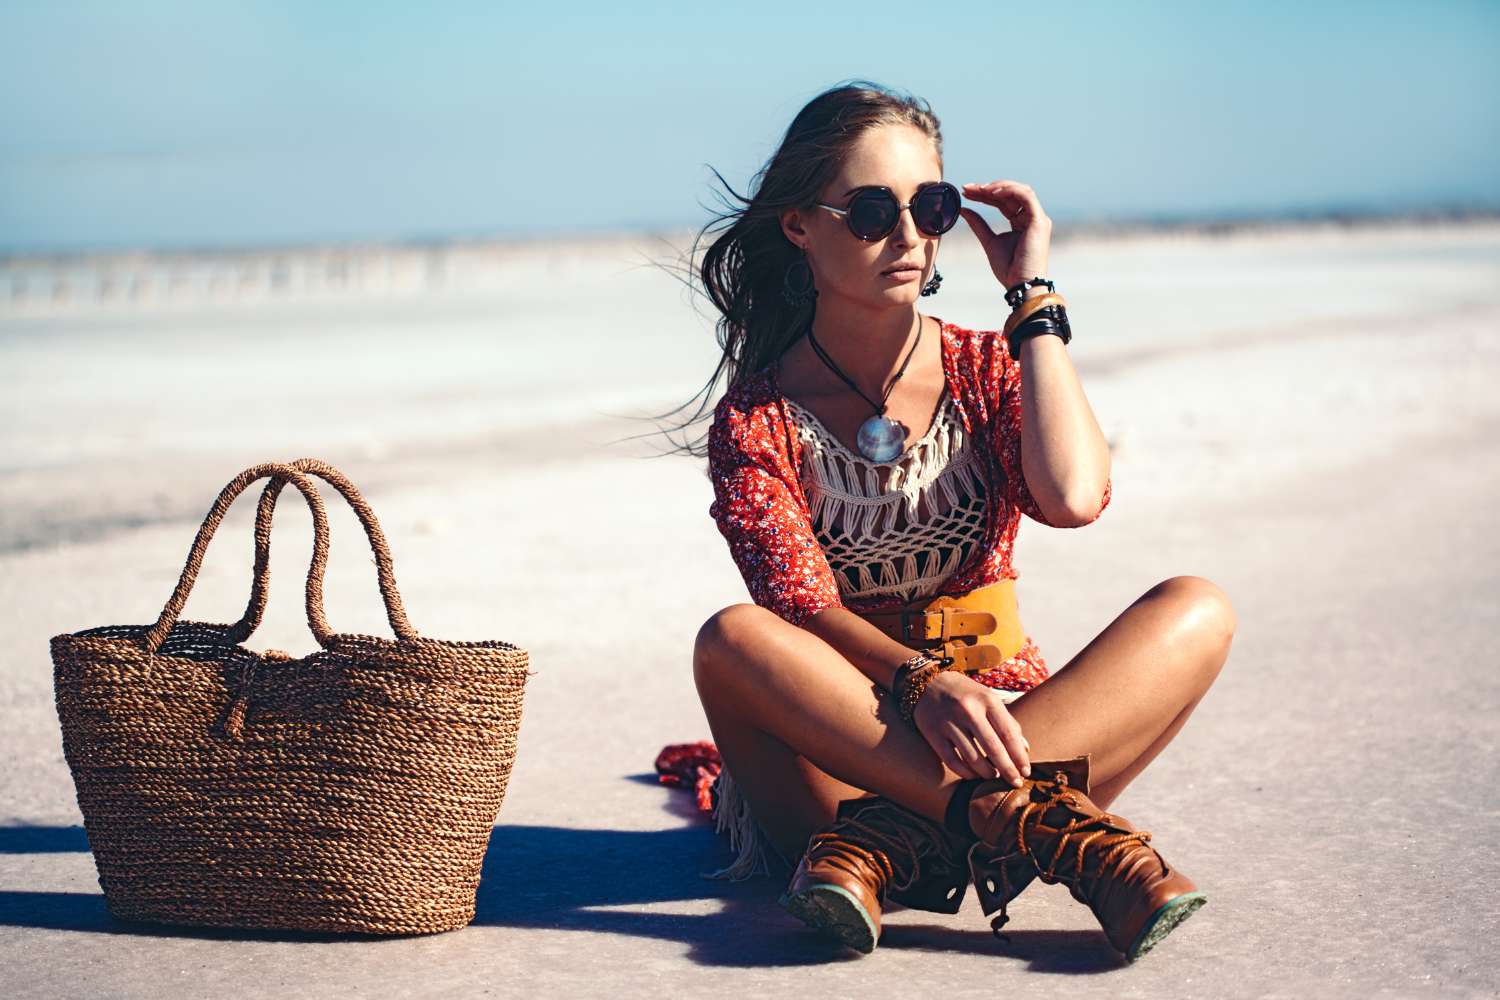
1126,890,1207,961
777,883,878,954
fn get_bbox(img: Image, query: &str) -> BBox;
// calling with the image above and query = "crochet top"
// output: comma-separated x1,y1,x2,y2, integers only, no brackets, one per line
780,386,989,605
705,317,1112,634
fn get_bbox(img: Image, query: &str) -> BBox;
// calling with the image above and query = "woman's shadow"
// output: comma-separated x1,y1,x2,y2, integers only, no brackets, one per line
0,788,1122,972
476,773,1122,972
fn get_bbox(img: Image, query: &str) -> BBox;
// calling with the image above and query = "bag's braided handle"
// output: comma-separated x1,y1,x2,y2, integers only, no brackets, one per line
229,457,418,644
142,463,334,653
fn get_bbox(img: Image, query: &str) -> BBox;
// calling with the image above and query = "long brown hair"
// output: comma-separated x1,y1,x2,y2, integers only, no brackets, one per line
626,79,944,459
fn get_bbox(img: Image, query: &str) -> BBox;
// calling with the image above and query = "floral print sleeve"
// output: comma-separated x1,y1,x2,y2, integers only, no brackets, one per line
706,390,846,628
992,333,1112,527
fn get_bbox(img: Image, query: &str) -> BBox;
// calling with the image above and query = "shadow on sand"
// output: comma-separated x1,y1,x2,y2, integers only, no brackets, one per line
0,778,1124,973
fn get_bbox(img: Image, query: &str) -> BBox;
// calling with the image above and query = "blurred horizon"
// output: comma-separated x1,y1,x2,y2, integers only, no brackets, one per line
3,1,1498,256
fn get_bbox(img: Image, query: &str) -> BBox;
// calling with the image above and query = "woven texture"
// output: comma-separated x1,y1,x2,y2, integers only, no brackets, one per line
50,458,531,935
781,389,989,605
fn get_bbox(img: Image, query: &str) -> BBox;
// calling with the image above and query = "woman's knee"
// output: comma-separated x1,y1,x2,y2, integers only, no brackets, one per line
693,603,774,688
1144,575,1236,684
1146,576,1236,639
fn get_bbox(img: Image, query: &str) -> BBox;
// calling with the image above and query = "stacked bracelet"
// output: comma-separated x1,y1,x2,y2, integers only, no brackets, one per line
892,652,960,725
1004,276,1056,308
1007,304,1072,360
1002,283,1073,360
888,652,933,698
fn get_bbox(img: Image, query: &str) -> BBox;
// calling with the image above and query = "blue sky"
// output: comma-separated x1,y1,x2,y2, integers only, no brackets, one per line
2,0,1496,253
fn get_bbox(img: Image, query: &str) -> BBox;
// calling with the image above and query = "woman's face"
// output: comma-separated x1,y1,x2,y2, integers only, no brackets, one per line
783,122,943,310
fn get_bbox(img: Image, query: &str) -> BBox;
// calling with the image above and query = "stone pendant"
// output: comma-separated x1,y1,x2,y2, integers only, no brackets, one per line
856,413,908,462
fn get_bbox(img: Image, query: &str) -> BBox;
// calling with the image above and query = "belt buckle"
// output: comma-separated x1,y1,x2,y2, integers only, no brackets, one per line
900,610,932,643
899,608,965,643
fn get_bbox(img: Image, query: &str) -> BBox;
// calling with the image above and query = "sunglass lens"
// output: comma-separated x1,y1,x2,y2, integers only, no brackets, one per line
847,190,899,240
914,184,960,236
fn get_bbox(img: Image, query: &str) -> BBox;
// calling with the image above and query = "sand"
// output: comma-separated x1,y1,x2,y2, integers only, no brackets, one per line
1,220,1497,997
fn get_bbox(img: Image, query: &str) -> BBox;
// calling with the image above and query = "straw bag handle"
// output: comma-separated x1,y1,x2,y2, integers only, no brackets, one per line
142,463,335,654
229,457,418,644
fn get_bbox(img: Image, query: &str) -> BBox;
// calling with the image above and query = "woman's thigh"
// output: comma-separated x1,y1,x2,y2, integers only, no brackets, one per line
691,574,1234,858
692,610,884,863
698,712,871,865
1008,575,1236,788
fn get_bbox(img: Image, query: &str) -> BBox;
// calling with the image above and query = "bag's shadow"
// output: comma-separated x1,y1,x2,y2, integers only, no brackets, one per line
0,781,1124,973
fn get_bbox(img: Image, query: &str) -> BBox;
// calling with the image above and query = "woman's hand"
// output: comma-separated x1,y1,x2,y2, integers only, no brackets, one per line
958,180,1053,291
912,670,1033,785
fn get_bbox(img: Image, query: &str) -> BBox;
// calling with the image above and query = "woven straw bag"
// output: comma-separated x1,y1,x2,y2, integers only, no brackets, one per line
50,458,531,935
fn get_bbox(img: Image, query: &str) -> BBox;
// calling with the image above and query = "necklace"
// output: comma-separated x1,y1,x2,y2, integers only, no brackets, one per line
805,314,924,463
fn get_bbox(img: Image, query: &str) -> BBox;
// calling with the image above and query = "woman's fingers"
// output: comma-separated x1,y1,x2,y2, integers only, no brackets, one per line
962,180,1043,224
938,721,988,780
918,677,1034,786
965,721,1017,786
920,718,973,779
986,701,1032,779
947,723,985,780
958,206,995,244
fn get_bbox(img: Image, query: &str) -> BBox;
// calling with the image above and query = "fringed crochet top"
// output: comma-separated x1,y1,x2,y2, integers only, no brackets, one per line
705,317,1111,632
780,385,988,605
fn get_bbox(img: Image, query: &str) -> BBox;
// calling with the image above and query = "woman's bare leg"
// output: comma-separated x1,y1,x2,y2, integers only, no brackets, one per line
692,607,951,863
1085,690,1211,811
692,575,1235,861
1010,576,1235,810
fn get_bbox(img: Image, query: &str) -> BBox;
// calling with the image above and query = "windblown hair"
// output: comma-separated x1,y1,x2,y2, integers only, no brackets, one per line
626,79,944,459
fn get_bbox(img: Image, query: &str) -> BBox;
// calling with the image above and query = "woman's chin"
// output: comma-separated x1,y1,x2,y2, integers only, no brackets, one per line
872,285,921,305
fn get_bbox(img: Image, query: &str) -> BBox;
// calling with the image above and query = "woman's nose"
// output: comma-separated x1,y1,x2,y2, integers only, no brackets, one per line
890,205,922,247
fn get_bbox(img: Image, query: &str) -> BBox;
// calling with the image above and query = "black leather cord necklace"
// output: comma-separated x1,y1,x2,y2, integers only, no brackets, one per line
805,314,924,462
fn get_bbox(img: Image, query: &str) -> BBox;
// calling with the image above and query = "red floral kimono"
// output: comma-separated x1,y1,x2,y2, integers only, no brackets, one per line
656,317,1111,813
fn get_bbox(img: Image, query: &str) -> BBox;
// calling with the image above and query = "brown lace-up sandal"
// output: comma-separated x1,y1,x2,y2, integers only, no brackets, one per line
777,794,973,954
965,754,1207,961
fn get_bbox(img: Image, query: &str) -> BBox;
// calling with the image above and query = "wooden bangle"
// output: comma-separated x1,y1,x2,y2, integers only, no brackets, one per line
1002,292,1068,339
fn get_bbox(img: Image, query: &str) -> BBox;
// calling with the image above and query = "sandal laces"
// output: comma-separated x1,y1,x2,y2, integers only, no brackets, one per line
984,769,1158,940
814,799,952,895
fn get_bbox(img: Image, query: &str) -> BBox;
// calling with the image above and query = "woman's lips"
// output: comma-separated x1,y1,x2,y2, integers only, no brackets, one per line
882,268,921,281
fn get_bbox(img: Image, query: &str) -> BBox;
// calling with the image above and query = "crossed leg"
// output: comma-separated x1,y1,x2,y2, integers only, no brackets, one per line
691,575,1236,865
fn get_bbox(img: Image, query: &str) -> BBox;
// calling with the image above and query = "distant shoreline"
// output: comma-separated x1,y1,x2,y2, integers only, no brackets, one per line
4,210,1497,320
3,206,1498,264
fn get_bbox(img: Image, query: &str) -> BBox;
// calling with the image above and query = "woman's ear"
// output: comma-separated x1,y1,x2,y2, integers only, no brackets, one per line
780,208,809,251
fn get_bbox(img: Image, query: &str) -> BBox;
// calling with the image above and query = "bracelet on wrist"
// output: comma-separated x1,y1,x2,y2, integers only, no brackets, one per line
1006,305,1073,360
1004,276,1056,309
888,652,932,695
895,653,959,724
889,651,935,697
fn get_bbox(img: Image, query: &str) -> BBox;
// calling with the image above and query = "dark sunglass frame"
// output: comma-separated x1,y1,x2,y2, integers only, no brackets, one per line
815,181,961,242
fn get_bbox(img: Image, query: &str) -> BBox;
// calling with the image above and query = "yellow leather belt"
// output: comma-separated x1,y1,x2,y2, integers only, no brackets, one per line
855,578,1026,674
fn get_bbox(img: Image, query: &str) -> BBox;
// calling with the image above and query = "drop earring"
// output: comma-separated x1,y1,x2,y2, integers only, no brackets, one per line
781,248,818,307
920,269,943,297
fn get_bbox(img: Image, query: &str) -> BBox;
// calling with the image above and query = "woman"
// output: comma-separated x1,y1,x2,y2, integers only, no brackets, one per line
656,81,1234,962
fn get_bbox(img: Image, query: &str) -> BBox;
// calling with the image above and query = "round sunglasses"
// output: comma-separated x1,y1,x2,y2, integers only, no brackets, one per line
815,181,961,242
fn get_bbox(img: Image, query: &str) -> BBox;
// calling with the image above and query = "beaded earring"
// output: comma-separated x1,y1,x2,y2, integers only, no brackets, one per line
781,250,818,306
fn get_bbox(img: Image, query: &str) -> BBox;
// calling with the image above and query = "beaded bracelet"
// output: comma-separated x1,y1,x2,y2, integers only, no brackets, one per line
888,652,934,698
897,659,945,723
1004,276,1056,308
895,654,960,724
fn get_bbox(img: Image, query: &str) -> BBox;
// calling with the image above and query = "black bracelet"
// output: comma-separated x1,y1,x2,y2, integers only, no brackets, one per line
1007,304,1073,360
1005,276,1057,309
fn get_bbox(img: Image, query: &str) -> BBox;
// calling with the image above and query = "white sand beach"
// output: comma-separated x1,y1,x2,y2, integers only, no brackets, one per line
2,219,1498,996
